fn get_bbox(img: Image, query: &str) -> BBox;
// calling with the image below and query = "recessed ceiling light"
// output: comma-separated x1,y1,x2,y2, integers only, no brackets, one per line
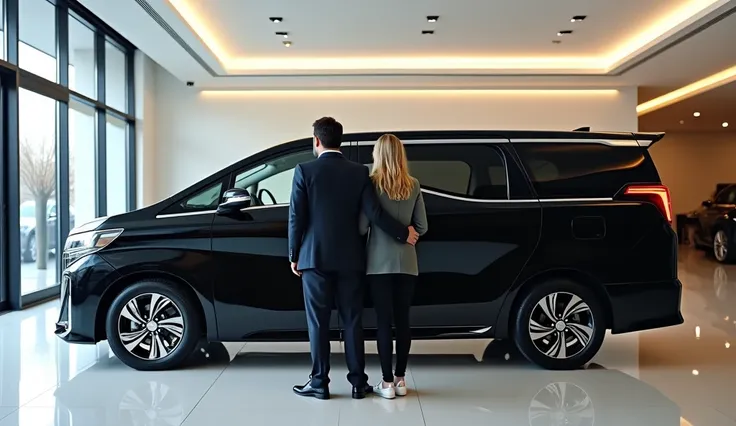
422,30,434,35
557,30,573,36
283,41,292,47
269,17,283,23
723,122,729,128
693,111,701,117
571,15,587,22
680,120,685,124
427,16,439,23
276,31,289,38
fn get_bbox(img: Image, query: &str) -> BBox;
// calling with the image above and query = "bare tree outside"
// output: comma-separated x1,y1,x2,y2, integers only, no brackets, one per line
20,137,56,270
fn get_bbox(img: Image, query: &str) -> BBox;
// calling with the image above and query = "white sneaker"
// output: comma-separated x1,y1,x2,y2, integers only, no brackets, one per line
373,382,396,399
394,380,408,396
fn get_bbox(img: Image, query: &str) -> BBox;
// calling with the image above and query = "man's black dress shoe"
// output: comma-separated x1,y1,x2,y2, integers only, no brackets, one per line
293,381,330,400
352,384,374,399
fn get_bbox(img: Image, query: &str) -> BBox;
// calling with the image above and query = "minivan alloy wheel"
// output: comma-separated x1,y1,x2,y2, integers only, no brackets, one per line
117,293,185,360
528,292,594,359
714,230,728,262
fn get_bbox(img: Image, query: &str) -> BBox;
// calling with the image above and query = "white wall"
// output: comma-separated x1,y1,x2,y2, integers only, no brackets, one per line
149,66,638,201
649,132,736,214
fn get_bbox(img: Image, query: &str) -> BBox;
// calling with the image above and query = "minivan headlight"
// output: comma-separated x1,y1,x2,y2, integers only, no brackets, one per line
64,229,124,265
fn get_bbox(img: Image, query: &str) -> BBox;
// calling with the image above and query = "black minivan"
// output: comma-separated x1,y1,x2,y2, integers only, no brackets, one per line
56,130,683,371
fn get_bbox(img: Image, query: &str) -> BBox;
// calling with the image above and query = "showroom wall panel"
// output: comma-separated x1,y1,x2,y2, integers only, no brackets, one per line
649,132,736,215
149,66,638,202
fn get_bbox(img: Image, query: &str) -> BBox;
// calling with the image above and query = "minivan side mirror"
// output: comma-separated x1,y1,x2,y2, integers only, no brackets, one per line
217,188,252,215
702,200,713,208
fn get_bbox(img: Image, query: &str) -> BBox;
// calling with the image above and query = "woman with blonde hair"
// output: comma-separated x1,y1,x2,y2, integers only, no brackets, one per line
359,134,428,399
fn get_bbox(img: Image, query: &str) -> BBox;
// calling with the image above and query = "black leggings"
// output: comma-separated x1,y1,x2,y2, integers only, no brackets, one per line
369,274,416,383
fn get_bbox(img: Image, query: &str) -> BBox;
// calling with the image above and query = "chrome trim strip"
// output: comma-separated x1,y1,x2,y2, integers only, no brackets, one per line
511,138,639,147
240,204,287,212
58,276,72,338
540,197,613,203
356,139,508,146
421,188,612,203
156,210,217,219
421,188,536,203
470,326,493,334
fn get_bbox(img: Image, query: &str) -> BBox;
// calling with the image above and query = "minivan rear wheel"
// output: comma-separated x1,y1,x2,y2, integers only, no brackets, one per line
106,280,201,371
513,279,605,370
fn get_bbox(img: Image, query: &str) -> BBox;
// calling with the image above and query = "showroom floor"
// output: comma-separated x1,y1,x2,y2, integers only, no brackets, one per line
0,247,735,426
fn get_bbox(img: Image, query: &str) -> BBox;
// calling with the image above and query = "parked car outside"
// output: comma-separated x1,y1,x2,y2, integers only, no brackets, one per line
20,200,76,263
55,130,683,371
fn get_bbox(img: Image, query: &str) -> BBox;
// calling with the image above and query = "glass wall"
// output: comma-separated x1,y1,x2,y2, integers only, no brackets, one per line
18,89,58,295
69,101,97,227
0,0,137,310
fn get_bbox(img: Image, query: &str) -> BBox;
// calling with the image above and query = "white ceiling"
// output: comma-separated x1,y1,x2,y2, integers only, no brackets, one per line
186,0,691,57
77,0,736,90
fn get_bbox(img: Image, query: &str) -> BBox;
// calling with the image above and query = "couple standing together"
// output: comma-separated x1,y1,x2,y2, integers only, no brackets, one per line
288,117,428,400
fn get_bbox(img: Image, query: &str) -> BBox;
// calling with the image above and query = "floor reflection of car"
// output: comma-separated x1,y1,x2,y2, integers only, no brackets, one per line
19,200,76,263
691,184,736,263
51,346,680,426
56,130,683,371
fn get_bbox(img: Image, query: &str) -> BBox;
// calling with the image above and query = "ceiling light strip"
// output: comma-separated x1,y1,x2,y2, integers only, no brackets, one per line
165,0,726,73
199,89,619,97
636,64,736,116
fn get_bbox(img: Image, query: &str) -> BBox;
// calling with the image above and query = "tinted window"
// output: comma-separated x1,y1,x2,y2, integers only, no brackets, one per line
715,186,736,205
409,160,471,195
513,143,659,198
234,149,314,205
362,143,508,200
183,182,223,210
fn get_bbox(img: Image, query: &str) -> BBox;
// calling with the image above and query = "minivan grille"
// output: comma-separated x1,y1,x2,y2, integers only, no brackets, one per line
62,251,72,272
57,275,71,324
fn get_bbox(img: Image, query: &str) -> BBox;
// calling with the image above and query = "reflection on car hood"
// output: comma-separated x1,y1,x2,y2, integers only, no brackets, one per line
69,216,109,235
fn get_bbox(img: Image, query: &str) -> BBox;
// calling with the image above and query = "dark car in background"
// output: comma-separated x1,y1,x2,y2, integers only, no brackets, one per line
20,201,76,263
691,184,736,263
55,130,683,371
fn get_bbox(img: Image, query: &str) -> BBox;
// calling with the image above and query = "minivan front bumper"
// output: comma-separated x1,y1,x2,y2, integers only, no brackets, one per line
606,279,684,334
55,253,121,344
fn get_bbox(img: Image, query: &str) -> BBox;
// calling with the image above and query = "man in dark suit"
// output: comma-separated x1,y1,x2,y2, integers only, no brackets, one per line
289,117,419,400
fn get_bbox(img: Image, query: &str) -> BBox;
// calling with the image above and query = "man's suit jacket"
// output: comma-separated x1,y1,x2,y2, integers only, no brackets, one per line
288,151,409,272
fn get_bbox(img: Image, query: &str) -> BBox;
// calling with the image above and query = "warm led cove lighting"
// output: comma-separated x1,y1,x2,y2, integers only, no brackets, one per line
200,89,619,97
167,0,725,73
693,111,701,117
637,64,736,116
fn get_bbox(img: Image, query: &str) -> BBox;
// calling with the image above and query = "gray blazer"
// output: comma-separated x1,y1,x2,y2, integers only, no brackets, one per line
359,178,428,275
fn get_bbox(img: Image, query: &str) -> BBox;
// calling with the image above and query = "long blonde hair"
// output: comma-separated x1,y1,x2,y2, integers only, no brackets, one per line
371,134,414,201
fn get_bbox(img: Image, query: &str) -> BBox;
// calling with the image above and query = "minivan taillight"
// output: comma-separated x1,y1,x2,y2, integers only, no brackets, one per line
620,184,672,224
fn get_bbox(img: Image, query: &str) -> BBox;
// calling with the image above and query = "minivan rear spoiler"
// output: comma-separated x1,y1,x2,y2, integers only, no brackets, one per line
633,132,665,149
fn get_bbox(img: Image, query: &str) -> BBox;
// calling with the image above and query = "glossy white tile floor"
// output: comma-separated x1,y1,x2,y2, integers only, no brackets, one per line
1,247,735,426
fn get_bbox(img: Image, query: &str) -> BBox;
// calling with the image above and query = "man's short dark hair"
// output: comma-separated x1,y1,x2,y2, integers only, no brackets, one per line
312,117,343,149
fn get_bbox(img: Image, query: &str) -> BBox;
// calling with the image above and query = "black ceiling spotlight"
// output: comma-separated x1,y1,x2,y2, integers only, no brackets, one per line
269,17,283,23
427,15,439,22
571,15,587,22
422,30,435,35
557,30,573,36
275,31,289,38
